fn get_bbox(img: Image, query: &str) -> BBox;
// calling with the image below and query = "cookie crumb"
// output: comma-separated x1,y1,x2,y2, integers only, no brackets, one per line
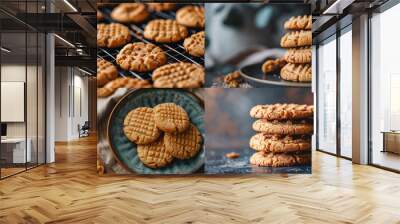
261,58,287,74
225,152,240,159
223,71,243,88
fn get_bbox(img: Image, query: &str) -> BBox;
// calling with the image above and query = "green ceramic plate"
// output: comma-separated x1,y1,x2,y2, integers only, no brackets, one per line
108,89,204,174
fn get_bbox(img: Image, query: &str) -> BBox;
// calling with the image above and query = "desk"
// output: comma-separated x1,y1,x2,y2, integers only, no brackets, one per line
381,131,400,154
1,138,31,163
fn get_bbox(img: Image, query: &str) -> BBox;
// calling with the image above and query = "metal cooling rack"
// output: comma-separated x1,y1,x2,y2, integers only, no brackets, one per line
97,3,205,81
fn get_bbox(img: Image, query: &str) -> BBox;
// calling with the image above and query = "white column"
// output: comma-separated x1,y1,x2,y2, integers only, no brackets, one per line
46,33,55,163
352,14,369,164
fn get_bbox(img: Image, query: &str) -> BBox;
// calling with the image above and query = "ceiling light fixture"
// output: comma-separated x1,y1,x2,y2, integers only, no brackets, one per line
63,0,78,12
323,0,355,15
54,34,75,48
77,67,93,76
1,47,11,53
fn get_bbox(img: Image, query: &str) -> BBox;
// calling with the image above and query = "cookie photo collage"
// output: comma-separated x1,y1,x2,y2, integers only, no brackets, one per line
97,3,314,175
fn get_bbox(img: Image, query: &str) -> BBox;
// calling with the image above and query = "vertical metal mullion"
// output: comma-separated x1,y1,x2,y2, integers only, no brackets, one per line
0,19,2,179
72,68,75,118
44,31,47,164
36,0,39,167
44,0,48,165
25,0,28,171
315,45,319,151
367,11,373,165
336,28,341,157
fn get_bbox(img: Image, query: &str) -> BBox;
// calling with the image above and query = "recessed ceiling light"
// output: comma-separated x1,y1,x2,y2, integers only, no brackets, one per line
54,34,75,48
78,67,92,76
63,0,78,12
1,47,11,53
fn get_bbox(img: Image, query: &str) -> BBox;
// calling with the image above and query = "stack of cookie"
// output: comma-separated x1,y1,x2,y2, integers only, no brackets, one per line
249,104,313,167
123,103,202,169
280,15,312,82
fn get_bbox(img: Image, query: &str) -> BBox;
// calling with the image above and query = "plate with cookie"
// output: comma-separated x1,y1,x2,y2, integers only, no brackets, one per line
107,89,204,174
239,61,311,88
239,15,312,88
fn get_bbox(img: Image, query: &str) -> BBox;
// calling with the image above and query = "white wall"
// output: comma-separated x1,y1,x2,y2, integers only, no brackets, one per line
54,66,89,141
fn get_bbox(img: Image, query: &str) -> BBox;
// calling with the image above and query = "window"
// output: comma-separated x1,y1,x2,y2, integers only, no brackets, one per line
339,27,352,158
370,3,400,171
317,36,337,154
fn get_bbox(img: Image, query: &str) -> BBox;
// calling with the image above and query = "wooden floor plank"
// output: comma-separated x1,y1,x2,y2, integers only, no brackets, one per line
0,135,400,223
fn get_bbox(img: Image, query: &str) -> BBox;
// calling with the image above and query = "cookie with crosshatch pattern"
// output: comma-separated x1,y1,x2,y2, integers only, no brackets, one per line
97,58,118,87
252,119,313,135
123,107,161,144
280,30,312,48
164,124,202,159
183,31,205,57
153,103,190,133
284,47,312,64
249,133,311,153
250,151,311,167
146,3,176,12
97,77,152,98
250,104,314,121
111,3,149,23
116,42,167,72
152,62,205,88
97,23,131,48
284,15,312,30
144,19,188,43
280,63,312,82
176,5,205,29
137,137,173,169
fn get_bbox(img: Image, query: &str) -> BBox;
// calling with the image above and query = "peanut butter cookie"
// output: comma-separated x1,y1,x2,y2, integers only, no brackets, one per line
111,3,149,23
280,63,312,82
280,30,312,48
152,63,205,88
223,71,244,88
97,10,104,21
97,23,131,48
176,6,205,29
262,58,287,74
183,31,205,57
137,138,173,169
250,104,314,121
252,119,313,135
164,124,202,159
123,107,161,144
284,47,311,64
250,151,311,167
144,19,188,43
153,103,190,133
97,58,118,87
146,3,176,12
284,15,312,30
116,42,167,72
249,133,311,153
97,77,152,98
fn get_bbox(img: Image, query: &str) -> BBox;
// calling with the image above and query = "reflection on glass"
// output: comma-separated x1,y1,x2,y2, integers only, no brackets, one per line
371,4,400,171
317,37,337,154
1,31,27,177
340,29,352,158
27,31,38,169
38,33,46,165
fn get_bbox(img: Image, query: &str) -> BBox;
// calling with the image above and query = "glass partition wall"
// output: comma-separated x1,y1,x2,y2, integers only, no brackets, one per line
370,2,400,172
317,35,337,155
0,2,46,179
316,25,353,159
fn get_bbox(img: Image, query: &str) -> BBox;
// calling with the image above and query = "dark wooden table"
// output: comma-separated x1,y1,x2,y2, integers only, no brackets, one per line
205,147,311,174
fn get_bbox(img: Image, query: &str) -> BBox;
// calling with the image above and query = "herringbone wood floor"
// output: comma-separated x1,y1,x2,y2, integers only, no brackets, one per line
1,135,400,224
